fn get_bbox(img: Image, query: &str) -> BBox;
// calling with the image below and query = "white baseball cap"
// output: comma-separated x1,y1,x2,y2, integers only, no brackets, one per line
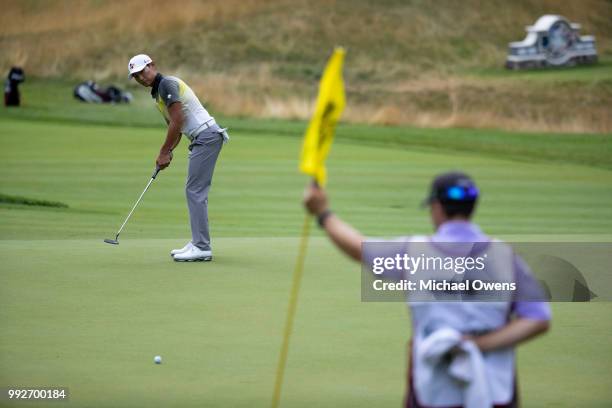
127,54,153,79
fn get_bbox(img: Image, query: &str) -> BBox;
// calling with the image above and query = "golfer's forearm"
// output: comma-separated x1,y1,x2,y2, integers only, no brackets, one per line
170,130,182,150
322,214,364,262
474,319,550,352
160,123,181,153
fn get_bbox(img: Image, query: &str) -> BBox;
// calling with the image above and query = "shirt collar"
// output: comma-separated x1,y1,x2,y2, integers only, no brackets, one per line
432,220,485,242
150,73,164,99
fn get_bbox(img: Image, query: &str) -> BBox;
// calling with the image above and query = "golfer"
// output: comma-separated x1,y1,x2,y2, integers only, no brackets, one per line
303,171,551,408
128,54,228,262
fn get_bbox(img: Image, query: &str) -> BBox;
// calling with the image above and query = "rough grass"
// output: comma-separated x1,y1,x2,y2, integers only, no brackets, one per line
1,0,612,132
2,79,610,172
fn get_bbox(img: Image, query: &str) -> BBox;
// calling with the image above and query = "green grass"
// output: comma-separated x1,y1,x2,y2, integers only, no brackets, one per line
1,80,611,407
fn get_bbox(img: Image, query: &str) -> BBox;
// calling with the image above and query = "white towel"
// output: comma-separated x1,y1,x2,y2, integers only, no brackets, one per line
219,128,230,144
417,328,492,408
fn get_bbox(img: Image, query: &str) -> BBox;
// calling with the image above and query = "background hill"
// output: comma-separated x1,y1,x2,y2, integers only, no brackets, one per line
1,0,612,132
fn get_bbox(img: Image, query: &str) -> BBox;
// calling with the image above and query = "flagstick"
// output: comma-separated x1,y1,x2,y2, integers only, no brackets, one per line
271,212,312,408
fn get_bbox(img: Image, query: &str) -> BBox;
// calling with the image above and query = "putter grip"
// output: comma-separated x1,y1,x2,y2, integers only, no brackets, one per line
152,166,161,179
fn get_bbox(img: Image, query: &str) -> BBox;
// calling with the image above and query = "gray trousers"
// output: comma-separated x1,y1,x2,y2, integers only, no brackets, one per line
186,126,224,250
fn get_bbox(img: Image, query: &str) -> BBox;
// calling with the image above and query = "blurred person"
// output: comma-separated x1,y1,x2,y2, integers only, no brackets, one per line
303,171,551,408
4,66,25,107
128,54,229,262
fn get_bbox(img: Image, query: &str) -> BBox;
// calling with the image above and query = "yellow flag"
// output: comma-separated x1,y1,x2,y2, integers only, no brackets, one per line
299,47,346,186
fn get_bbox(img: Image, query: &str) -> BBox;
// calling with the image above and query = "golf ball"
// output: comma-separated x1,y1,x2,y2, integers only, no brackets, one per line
154,355,162,364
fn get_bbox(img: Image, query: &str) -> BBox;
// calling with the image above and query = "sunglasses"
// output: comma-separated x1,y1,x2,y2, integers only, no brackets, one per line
445,185,479,201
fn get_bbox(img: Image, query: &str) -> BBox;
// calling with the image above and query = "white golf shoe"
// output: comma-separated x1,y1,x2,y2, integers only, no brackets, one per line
170,242,194,257
173,245,212,262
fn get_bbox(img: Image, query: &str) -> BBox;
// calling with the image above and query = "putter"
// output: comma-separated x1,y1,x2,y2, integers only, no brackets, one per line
104,166,161,245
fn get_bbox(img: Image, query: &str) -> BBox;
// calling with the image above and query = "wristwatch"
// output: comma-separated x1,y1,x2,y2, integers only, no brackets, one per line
317,210,333,228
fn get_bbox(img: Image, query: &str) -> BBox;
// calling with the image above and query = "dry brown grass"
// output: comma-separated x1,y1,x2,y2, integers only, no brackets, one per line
0,0,264,36
1,0,611,133
0,0,269,78
185,71,612,133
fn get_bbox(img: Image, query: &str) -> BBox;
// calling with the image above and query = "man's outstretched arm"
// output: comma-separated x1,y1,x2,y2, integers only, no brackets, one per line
303,183,364,262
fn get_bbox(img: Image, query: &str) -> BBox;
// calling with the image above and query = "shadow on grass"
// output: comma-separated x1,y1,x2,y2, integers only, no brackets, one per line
0,193,68,208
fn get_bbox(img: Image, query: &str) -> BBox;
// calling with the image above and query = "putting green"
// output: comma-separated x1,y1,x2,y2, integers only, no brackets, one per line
1,115,611,407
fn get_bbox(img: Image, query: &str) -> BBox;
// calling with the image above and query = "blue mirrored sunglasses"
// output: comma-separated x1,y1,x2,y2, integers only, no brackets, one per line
445,186,478,201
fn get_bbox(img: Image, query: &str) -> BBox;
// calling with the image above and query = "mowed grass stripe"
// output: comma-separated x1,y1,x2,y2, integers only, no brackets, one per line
2,119,612,239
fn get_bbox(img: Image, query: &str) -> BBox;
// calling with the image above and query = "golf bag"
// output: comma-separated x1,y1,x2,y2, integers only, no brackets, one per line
4,67,25,107
73,80,133,104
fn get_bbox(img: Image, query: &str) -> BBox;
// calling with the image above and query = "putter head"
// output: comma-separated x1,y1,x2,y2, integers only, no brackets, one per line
104,238,119,245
